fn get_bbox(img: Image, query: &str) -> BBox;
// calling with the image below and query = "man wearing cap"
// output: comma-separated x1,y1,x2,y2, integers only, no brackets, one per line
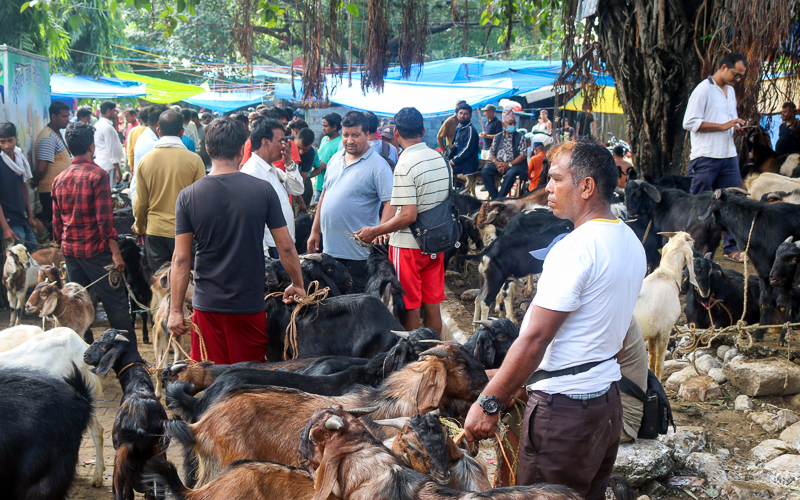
527,141,546,191
479,104,503,160
464,139,646,500
381,123,401,155
480,109,527,200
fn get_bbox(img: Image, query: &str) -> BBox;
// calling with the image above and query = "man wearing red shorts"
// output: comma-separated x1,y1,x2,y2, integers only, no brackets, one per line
167,117,305,364
356,107,450,334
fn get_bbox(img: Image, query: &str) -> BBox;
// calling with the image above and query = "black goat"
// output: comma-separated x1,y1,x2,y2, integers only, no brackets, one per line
118,235,153,344
264,293,403,361
264,255,291,293
625,180,721,255
365,244,406,323
0,365,94,500
294,211,315,255
770,236,800,310
84,329,169,500
300,253,353,295
465,318,519,369
699,188,800,340
682,253,760,328
114,206,135,236
626,217,661,272
452,193,483,216
445,212,483,272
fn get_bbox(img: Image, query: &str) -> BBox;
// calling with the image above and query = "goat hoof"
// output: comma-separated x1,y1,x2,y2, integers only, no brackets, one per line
91,477,103,488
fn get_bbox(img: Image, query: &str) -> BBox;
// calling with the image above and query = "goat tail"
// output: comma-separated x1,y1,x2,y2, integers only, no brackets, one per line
164,417,195,450
608,474,635,500
63,363,95,434
118,428,152,454
143,457,191,499
165,380,201,421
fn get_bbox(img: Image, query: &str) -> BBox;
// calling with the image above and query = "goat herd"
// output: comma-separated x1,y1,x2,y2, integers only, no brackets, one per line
3,156,800,499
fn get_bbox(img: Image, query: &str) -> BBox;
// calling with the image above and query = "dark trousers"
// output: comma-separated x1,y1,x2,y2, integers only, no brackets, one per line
65,252,136,347
518,383,622,500
689,156,740,254
481,163,528,200
145,234,175,273
335,258,369,293
37,192,53,235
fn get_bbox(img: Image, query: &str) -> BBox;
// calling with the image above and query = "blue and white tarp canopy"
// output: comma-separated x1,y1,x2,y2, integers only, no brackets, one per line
50,74,147,99
184,91,270,113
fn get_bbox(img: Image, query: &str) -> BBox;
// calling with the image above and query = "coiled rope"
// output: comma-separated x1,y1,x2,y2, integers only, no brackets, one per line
265,281,330,360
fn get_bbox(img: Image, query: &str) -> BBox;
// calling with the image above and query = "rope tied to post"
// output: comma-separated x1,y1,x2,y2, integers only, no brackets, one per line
265,281,330,360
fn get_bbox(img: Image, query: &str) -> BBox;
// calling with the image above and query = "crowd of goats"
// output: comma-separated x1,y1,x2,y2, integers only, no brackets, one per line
2,127,800,499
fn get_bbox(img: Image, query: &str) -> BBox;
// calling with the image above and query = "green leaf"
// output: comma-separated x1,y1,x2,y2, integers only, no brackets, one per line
158,9,169,18
177,0,185,13
346,3,359,17
19,2,30,13
178,14,188,21
110,0,119,10
69,13,81,30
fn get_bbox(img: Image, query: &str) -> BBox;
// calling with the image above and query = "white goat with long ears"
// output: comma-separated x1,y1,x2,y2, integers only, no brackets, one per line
3,244,40,326
633,231,698,379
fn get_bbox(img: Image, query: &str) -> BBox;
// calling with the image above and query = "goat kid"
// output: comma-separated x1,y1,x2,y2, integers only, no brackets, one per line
119,234,153,344
152,290,193,398
25,281,95,343
464,318,519,369
3,243,40,326
683,253,760,329
365,245,406,323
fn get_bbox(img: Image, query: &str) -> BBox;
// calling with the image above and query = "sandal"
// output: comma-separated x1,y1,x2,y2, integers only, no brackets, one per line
723,251,745,263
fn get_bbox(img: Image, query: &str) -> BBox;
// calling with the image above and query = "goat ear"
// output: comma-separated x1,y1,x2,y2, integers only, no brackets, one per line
685,248,699,290
381,283,394,311
93,346,124,376
795,240,800,250
657,232,676,238
159,272,170,289
40,293,58,318
445,434,465,461
415,359,447,413
642,183,661,203
703,252,713,260
311,450,341,500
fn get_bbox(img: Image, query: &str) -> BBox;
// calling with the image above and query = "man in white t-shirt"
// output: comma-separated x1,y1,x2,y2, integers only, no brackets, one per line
464,139,646,500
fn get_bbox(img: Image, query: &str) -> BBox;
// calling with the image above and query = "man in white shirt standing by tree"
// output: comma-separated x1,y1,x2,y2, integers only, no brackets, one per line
93,100,123,186
683,51,748,262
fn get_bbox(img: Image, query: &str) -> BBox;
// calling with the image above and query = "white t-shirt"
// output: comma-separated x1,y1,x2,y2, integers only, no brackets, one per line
525,218,646,395
682,77,738,160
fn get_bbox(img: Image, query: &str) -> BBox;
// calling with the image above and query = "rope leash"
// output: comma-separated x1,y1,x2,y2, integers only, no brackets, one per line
346,230,389,254
265,281,330,360
641,219,652,244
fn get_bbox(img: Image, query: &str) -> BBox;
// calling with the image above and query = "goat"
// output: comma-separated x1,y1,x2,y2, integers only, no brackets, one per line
626,217,662,273
633,232,698,379
119,234,153,344
683,253,760,329
625,180,721,256
0,327,105,487
265,255,291,293
475,187,550,230
761,189,800,204
152,289,193,398
365,244,406,322
744,172,800,202
83,329,170,500
0,324,44,352
769,236,800,329
299,405,582,500
741,127,800,178
294,211,315,255
38,264,64,287
25,281,95,344
300,253,353,295
3,243,40,326
164,343,488,485
30,245,65,267
0,366,95,499
699,187,800,341
464,318,519,369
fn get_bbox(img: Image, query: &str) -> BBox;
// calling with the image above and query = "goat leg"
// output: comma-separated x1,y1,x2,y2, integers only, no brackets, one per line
141,311,150,344
84,328,94,344
90,414,105,487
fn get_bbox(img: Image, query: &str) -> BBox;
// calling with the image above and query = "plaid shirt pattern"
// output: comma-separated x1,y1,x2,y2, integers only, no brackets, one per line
565,385,611,400
51,158,118,258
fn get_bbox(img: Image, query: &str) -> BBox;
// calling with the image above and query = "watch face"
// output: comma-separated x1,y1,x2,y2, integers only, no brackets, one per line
482,397,499,414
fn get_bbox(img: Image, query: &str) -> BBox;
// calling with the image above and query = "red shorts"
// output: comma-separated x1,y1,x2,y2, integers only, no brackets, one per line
191,309,268,364
388,246,445,310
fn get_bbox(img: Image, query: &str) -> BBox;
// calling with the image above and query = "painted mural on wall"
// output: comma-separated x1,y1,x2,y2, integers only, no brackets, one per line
0,47,50,163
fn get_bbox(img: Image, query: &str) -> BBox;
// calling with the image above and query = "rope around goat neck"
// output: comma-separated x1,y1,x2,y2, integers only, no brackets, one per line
641,219,652,244
265,281,330,360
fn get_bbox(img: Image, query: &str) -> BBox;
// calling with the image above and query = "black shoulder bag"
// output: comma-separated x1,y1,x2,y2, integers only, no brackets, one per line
619,371,676,439
408,162,461,255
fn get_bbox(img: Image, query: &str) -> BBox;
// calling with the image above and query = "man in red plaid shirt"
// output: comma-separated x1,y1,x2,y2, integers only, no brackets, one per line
52,122,136,345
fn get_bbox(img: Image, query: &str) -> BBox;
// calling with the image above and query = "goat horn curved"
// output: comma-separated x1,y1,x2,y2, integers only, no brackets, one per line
324,415,345,430
419,347,448,359
418,339,444,344
472,320,494,327
725,187,750,196
170,363,188,373
344,406,380,417
114,334,130,342
429,409,440,416
373,417,410,430
302,253,323,262
391,330,410,339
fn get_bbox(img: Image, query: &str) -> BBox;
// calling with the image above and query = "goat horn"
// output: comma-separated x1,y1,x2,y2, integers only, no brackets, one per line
344,406,380,417
419,339,444,344
472,320,493,327
302,253,323,262
419,348,448,359
170,363,188,373
324,415,345,430
114,334,130,342
373,417,410,430
391,330,410,339
429,409,440,416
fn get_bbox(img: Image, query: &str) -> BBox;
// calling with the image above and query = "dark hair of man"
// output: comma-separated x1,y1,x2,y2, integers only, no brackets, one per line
148,105,168,127
206,117,248,160
454,100,467,113
250,117,283,150
124,108,137,117
282,107,294,120
341,111,370,134
191,109,199,119
292,119,308,130
49,101,70,119
158,109,184,137
613,145,624,158
720,52,748,70
138,107,150,125
64,122,95,155
323,112,342,131
264,108,284,121
233,112,250,126
100,100,116,115
783,101,797,113
296,127,315,146
0,122,17,138
181,108,192,122
550,139,617,203
201,112,212,120
364,111,380,134
456,103,473,115
394,107,424,139
76,106,93,120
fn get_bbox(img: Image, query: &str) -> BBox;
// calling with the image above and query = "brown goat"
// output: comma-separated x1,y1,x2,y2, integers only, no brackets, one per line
30,246,64,267
152,289,193,398
300,406,582,500
165,343,488,485
24,282,94,342
475,187,549,230
37,265,63,287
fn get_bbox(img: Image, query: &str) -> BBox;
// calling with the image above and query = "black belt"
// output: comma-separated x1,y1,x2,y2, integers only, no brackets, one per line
527,355,617,385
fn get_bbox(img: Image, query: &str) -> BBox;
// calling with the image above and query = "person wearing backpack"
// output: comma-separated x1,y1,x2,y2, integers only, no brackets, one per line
618,317,649,442
365,111,398,169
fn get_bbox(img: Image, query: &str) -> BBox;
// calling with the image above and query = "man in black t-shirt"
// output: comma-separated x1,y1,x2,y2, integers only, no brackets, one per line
168,117,306,364
577,103,595,139
480,104,503,158
776,101,800,155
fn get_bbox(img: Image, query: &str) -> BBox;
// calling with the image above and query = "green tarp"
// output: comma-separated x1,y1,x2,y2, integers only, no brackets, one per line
114,71,204,104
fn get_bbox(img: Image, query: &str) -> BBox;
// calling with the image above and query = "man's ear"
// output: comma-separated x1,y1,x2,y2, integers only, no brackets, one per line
580,176,596,200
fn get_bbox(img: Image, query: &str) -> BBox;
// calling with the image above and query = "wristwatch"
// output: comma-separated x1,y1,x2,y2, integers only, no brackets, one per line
285,161,298,172
477,393,505,415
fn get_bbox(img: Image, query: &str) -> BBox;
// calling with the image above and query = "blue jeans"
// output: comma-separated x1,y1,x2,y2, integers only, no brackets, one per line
10,223,38,252
481,163,528,200
689,156,741,254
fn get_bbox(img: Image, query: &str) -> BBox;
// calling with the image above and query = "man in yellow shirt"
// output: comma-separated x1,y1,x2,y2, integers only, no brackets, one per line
436,100,466,152
133,109,205,271
125,106,149,176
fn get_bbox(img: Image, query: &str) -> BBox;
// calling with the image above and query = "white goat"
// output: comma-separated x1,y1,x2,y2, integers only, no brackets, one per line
632,232,698,380
744,172,800,202
0,327,105,487
2,244,40,326
0,325,44,352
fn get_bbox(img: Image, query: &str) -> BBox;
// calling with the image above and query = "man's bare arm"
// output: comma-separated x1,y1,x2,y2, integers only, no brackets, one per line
167,233,193,335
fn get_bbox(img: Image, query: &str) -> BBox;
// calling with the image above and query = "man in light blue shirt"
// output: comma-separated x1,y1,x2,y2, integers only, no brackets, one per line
308,111,393,292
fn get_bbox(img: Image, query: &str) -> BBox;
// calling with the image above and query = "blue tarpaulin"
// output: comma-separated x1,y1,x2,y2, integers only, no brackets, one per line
184,91,269,112
50,74,146,99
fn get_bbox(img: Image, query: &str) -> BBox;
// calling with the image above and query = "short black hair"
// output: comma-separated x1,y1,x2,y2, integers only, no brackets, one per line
341,111,370,134
323,113,342,131
296,127,315,146
147,105,168,127
232,112,250,126
0,121,17,138
364,111,380,134
100,100,116,115
456,103,473,115
613,146,625,157
138,107,149,125
124,108,137,117
158,109,184,137
76,106,93,120
49,101,70,119
720,52,748,70
206,117,248,160
191,109,199,120
249,117,283,150
181,108,192,122
454,100,467,113
201,112,212,120
562,138,618,203
394,107,424,139
64,122,95,155
264,108,284,121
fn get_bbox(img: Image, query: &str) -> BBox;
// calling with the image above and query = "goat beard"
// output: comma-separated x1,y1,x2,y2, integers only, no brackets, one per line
310,441,365,500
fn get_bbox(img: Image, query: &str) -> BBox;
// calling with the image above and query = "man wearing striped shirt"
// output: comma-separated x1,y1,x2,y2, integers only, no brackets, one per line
356,107,449,334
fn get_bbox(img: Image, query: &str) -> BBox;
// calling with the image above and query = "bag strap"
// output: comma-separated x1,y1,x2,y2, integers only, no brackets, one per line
618,375,648,402
527,355,617,385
